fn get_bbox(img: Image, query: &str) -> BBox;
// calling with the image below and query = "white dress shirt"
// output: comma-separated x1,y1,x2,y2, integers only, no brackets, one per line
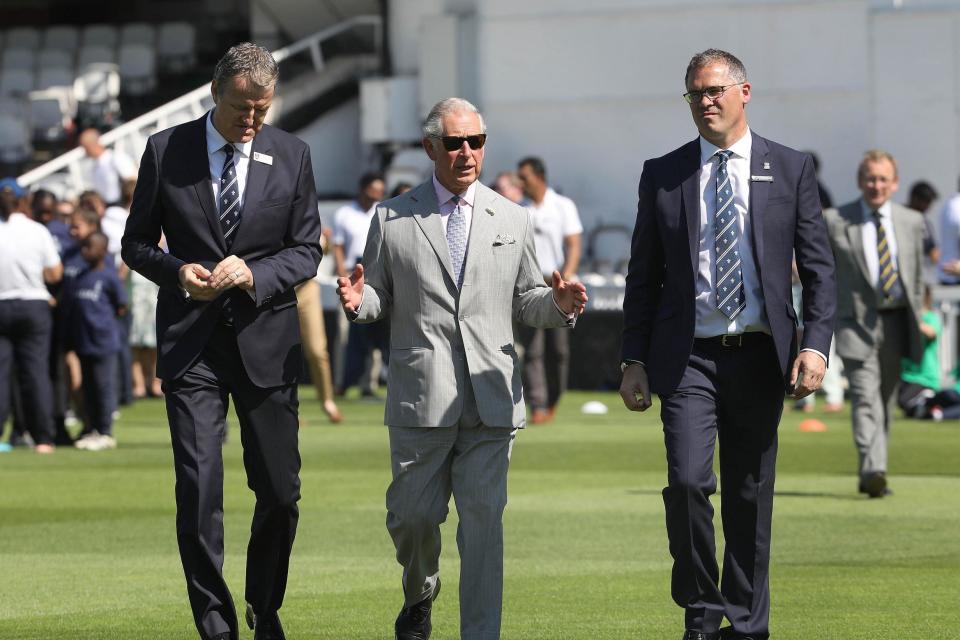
694,130,771,338
433,173,476,237
860,199,900,287
206,111,252,212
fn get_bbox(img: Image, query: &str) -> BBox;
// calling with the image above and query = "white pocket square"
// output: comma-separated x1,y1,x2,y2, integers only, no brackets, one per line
493,234,516,246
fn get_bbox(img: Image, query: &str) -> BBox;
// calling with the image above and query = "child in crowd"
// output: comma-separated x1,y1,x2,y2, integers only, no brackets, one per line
61,232,128,450
898,287,960,420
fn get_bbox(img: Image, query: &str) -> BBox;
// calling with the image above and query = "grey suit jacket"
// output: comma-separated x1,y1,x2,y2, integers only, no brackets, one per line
824,199,924,362
353,179,570,428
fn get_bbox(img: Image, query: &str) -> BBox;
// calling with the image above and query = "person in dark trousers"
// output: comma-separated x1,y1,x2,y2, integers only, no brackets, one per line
62,232,128,451
122,43,321,640
619,49,836,639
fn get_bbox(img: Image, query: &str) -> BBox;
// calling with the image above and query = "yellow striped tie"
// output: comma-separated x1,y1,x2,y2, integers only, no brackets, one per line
873,211,899,297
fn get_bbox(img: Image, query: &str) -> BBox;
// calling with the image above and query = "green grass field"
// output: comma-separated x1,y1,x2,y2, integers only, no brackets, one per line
1,390,958,639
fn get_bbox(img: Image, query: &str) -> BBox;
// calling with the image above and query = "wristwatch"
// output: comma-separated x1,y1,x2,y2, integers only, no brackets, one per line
620,359,643,372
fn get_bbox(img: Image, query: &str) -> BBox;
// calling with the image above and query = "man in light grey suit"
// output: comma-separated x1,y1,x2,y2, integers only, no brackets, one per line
824,149,924,498
336,97,587,640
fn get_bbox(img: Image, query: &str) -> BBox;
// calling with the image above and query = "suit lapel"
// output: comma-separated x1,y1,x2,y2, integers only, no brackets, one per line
679,139,701,278
890,203,915,290
230,132,271,253
463,183,499,288
843,204,872,286
749,134,770,278
410,182,456,285
188,116,227,254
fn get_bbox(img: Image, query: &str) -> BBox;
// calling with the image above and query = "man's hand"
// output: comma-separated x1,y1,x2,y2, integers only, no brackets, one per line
178,263,219,301
942,260,960,276
790,351,826,399
619,363,652,411
551,270,588,315
336,264,365,314
209,256,254,292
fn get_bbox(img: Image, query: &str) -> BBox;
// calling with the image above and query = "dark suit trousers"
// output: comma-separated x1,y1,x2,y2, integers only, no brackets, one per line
658,335,783,639
163,324,301,640
516,325,569,410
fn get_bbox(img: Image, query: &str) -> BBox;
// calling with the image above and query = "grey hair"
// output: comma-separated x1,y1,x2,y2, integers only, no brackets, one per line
685,48,747,86
422,97,486,140
213,42,279,94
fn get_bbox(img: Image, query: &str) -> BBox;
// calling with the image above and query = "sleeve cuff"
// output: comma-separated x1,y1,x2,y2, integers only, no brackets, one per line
800,347,827,365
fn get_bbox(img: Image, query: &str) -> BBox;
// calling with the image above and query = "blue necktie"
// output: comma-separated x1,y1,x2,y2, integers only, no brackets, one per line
219,144,241,249
714,149,745,319
446,195,467,289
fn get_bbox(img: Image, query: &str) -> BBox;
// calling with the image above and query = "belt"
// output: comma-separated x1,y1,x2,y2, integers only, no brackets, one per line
694,332,769,348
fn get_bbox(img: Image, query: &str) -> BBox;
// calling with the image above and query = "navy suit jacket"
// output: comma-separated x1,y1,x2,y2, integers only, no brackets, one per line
621,133,836,395
121,114,322,388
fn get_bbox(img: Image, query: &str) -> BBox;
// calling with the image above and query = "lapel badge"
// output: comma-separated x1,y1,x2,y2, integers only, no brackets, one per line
486,207,495,216
253,152,273,165
763,161,770,170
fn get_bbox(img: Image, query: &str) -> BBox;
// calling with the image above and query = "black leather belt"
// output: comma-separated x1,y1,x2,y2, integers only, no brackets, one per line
695,332,769,348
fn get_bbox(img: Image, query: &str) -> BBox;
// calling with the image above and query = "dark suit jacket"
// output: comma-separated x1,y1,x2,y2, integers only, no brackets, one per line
621,133,836,395
121,114,322,388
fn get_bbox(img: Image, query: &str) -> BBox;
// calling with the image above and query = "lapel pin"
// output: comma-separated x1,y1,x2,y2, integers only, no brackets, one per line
751,175,774,182
763,161,770,170
253,151,273,165
486,207,495,216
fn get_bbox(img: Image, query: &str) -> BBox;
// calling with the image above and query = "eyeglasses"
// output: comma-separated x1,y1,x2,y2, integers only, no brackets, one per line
682,82,745,104
435,134,487,151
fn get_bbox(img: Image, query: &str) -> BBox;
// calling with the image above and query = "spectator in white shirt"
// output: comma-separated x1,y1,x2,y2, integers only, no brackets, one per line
79,128,137,206
516,156,583,423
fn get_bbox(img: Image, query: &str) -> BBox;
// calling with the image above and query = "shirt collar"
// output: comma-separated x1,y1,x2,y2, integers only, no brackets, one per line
699,128,752,164
206,110,253,158
432,173,477,208
860,198,893,221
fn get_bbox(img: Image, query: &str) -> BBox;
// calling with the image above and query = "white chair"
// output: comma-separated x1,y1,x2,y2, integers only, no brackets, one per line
120,23,156,47
0,68,35,96
29,88,74,147
2,48,36,71
118,43,157,96
5,27,41,50
37,49,74,71
157,22,197,73
81,24,119,49
43,26,81,52
0,113,33,166
74,63,121,128
36,67,75,92
77,45,116,70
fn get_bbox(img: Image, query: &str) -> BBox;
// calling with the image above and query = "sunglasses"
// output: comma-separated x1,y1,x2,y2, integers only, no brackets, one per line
436,134,487,151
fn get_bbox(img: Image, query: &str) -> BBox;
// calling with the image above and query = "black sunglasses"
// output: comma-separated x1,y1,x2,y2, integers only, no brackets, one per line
436,134,487,151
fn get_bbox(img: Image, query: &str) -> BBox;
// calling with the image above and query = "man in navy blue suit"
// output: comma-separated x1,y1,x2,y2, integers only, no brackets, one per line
619,49,836,640
122,43,321,640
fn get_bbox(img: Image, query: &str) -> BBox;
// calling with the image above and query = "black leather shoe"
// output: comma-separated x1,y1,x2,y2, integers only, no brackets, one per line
395,580,441,640
858,472,891,498
210,634,232,640
245,603,286,640
682,631,720,640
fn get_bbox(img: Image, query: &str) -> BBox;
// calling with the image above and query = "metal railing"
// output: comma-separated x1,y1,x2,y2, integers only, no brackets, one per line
18,15,382,196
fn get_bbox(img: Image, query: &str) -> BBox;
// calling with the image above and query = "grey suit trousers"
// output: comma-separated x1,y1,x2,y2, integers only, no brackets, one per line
840,308,908,478
386,366,517,640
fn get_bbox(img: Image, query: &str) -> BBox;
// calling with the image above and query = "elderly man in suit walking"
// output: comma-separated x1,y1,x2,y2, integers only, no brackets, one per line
337,97,587,640
824,150,924,498
619,49,836,640
122,43,321,640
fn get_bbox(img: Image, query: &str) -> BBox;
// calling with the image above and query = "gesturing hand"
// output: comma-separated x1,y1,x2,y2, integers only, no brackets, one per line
551,270,588,316
336,264,365,313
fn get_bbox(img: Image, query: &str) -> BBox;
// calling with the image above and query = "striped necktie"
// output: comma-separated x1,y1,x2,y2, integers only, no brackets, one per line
446,195,467,289
219,144,241,248
873,210,903,301
714,149,745,319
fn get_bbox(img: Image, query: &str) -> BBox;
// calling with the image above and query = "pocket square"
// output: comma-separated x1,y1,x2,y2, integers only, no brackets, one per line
493,234,516,246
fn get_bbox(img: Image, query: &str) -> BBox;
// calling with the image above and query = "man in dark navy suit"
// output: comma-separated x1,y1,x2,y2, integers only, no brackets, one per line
122,43,321,640
619,49,836,640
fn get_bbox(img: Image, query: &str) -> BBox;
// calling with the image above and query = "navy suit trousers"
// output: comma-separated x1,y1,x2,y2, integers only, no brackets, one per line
658,334,783,640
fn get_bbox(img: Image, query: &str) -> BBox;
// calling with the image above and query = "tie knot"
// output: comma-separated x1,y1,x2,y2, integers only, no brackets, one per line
716,149,734,162
450,195,462,208
223,144,234,159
